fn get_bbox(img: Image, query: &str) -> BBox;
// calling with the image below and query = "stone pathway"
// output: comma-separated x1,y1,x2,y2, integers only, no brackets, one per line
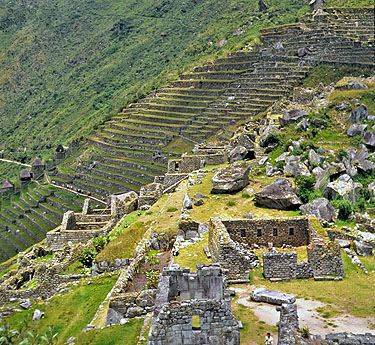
233,285,375,337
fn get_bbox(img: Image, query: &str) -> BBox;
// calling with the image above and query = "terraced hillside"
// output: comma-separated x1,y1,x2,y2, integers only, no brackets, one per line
0,183,88,262
56,6,375,201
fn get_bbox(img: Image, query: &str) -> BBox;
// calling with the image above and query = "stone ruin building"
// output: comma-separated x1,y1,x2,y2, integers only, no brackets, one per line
19,169,32,188
46,192,138,250
30,157,45,180
1,179,14,199
147,264,240,345
209,216,344,282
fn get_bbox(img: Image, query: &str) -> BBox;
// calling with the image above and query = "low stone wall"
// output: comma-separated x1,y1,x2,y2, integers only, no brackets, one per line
263,250,297,281
209,217,259,282
222,217,311,248
92,258,132,276
327,230,356,242
262,250,313,281
163,173,189,190
107,289,155,323
307,241,344,279
46,221,114,250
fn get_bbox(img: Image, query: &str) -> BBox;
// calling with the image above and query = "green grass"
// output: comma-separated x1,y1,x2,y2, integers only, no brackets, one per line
4,275,119,345
248,251,375,318
174,232,212,270
231,296,278,344
74,319,144,345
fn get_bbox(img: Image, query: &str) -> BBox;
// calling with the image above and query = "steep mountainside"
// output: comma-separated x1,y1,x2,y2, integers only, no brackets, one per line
0,0,309,172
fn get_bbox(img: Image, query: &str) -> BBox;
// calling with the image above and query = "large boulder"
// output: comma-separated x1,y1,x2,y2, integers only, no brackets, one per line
308,149,321,166
284,162,310,176
348,104,368,123
279,109,308,127
211,163,250,194
362,132,375,148
353,240,373,256
347,124,367,137
250,288,295,305
300,198,335,222
228,146,249,163
259,124,278,148
336,80,368,90
255,178,302,210
325,174,362,204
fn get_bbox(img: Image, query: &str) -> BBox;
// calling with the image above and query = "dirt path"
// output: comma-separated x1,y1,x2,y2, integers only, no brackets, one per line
0,158,31,167
233,285,375,337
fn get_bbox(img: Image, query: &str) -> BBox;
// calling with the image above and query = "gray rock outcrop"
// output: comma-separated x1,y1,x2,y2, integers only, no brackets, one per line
300,198,335,222
284,162,310,176
347,124,367,137
362,132,375,147
325,174,362,203
255,178,302,210
279,109,308,127
211,163,250,194
348,104,368,123
353,240,373,256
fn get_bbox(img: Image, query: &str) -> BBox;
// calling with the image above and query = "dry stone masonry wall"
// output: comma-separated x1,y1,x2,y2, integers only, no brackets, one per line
148,264,240,345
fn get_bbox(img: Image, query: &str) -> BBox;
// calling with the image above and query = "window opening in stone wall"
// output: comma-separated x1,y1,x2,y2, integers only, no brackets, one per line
241,228,246,237
289,227,294,236
257,228,262,237
192,315,201,330
273,228,278,236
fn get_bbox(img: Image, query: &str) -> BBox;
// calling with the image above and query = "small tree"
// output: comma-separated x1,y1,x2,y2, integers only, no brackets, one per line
332,199,352,221
77,247,97,267
295,175,316,203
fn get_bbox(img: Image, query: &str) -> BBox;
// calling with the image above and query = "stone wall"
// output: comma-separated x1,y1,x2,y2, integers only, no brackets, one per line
92,258,132,276
107,289,155,322
263,250,297,281
148,299,240,345
147,264,240,345
163,173,189,190
46,221,114,250
138,183,163,208
277,303,299,345
209,218,259,282
222,217,311,247
262,249,313,281
307,241,344,280
327,230,356,242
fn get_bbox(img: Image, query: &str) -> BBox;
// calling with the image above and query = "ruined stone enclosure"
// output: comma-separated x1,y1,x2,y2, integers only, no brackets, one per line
209,217,344,281
148,264,240,345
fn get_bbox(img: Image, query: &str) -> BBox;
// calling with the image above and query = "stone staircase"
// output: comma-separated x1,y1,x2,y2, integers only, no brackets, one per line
55,6,374,202
0,184,87,262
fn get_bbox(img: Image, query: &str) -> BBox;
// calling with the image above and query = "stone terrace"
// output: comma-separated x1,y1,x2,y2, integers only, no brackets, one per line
56,7,374,201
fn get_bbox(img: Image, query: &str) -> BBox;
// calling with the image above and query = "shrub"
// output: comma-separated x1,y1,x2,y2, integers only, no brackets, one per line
145,270,160,289
92,236,108,252
145,211,153,215
226,201,236,206
336,149,348,161
275,160,285,170
77,247,97,267
332,199,352,221
263,133,280,147
300,326,310,338
295,175,316,203
146,251,160,266
241,193,251,199
167,207,178,212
